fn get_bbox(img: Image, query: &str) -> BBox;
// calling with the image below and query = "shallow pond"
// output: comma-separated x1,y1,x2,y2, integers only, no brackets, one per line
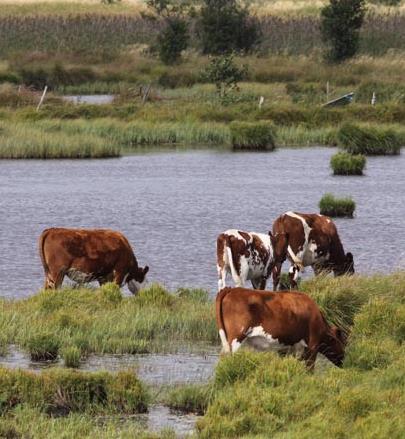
62,94,114,105
1,147,404,299
0,346,218,385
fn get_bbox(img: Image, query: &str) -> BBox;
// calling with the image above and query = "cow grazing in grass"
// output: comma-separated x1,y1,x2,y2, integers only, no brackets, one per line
216,287,346,369
39,228,149,294
216,229,288,291
272,212,354,290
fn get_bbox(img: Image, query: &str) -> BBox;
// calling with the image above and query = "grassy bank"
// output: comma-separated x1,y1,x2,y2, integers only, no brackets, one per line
196,272,405,437
1,272,404,437
0,283,217,358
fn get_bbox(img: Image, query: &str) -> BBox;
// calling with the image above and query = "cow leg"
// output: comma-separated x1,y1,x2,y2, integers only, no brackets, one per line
252,277,266,290
289,265,300,289
301,346,318,371
99,273,113,286
217,264,227,291
272,263,282,291
44,269,65,290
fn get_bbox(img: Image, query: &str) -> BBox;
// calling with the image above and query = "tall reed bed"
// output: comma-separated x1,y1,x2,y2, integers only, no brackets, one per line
0,11,404,57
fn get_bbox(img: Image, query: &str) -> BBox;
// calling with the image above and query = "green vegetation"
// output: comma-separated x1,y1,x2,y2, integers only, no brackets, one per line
0,283,217,356
0,367,148,415
330,151,366,175
1,273,405,437
61,345,82,368
197,272,405,437
166,384,211,415
230,121,276,150
319,193,356,217
321,0,366,62
26,333,59,361
338,123,402,155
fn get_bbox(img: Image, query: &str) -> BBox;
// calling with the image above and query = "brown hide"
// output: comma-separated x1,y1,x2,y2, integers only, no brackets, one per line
39,228,148,290
216,287,345,369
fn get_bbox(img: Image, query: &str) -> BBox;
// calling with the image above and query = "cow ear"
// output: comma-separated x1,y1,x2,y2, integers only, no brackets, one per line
143,266,149,275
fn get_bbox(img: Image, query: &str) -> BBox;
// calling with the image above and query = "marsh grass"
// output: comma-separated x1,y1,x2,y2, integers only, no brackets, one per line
198,288,405,437
319,193,356,218
330,152,366,175
0,367,148,416
26,333,60,361
61,345,81,368
0,284,217,357
338,123,402,155
165,384,212,415
230,121,276,151
0,121,120,159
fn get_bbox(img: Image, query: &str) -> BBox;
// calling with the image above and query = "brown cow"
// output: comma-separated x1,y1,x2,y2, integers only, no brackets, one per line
39,228,149,294
272,212,354,290
216,229,288,291
216,287,346,369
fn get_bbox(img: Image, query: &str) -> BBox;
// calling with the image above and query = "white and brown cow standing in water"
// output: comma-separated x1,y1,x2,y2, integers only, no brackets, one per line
216,229,288,291
272,212,354,290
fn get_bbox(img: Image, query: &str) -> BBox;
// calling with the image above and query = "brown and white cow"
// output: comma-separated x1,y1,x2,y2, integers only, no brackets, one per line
39,228,149,294
272,212,354,290
216,287,346,369
216,229,288,291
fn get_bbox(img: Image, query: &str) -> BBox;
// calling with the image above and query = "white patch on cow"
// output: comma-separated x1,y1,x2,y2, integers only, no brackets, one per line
66,269,95,284
245,325,283,351
231,339,241,353
219,329,230,353
128,279,142,295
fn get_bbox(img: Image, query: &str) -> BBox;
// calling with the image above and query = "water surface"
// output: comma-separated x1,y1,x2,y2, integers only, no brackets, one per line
1,147,404,298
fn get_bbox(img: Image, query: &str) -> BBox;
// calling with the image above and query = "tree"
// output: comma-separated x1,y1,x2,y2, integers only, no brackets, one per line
320,0,366,63
199,0,260,55
203,54,248,99
146,0,190,64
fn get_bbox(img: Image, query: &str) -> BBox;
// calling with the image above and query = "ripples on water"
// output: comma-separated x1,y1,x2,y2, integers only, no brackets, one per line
1,147,404,298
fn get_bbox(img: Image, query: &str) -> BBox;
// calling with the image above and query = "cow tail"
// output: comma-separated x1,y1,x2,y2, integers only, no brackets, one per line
38,229,50,275
216,287,231,353
225,236,240,284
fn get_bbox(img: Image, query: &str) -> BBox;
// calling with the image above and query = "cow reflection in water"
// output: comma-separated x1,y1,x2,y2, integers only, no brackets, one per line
39,228,148,294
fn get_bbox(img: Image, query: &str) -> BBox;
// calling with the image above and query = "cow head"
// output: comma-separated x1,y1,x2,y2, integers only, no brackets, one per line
269,231,289,265
334,252,354,276
320,325,346,367
127,265,149,295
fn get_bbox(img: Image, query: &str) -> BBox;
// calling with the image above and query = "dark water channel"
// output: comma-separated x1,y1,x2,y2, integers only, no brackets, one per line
1,147,404,298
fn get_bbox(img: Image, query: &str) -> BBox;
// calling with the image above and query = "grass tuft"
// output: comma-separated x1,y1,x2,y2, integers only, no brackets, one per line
230,121,276,151
319,193,356,218
337,123,402,155
61,346,81,369
26,333,60,361
330,151,366,175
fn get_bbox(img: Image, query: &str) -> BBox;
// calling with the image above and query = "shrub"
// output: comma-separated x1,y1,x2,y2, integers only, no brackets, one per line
157,17,189,65
320,0,366,62
330,152,366,175
166,384,211,415
230,121,275,151
199,0,260,55
26,334,60,361
202,54,248,98
319,193,355,217
337,123,401,155
61,346,81,369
